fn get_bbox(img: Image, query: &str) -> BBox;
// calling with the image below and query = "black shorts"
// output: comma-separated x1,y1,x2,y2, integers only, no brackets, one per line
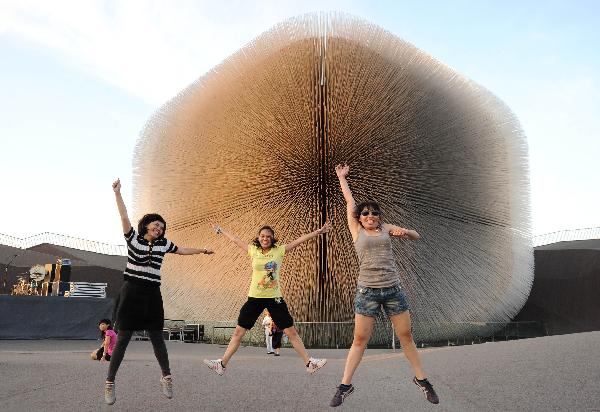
95,347,111,361
237,297,294,330
271,331,284,349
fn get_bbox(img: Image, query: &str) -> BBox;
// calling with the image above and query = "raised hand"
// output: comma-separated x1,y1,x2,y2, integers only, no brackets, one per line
112,179,121,193
390,227,406,237
318,222,333,234
112,178,131,232
210,223,246,251
285,221,334,252
389,227,408,237
335,164,350,178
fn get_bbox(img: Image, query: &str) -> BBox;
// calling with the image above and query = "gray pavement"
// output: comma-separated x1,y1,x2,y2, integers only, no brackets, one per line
1,331,599,411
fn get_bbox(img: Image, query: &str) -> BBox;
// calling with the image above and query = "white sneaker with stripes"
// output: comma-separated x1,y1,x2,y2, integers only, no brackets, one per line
160,376,173,398
203,359,225,376
306,357,327,374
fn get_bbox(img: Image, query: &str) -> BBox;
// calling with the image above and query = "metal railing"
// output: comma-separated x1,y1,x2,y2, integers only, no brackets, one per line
2,226,598,255
532,227,600,247
190,320,545,349
0,232,127,256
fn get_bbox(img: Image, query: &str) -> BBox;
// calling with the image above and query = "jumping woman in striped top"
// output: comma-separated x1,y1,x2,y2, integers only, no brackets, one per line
104,179,214,405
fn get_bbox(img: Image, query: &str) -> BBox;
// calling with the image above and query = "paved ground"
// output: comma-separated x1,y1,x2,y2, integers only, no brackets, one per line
1,331,599,411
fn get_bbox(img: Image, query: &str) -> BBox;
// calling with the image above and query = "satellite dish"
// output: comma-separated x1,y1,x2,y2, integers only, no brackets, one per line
29,264,47,281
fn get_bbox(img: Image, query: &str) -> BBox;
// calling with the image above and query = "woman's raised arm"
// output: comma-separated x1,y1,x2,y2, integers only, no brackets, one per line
284,222,332,253
212,223,248,252
112,179,132,234
335,164,359,239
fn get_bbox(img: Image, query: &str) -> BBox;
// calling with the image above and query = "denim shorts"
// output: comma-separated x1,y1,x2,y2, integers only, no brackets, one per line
354,284,409,317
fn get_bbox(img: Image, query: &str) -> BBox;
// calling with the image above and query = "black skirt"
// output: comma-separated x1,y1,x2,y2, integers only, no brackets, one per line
113,280,164,331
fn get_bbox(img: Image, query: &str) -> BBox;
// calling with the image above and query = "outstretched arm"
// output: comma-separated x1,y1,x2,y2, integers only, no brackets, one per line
174,247,214,255
335,164,360,239
384,224,420,240
112,179,132,234
212,224,247,252
284,222,332,253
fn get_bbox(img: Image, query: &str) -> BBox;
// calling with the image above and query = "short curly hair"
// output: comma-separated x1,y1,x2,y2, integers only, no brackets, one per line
137,213,167,239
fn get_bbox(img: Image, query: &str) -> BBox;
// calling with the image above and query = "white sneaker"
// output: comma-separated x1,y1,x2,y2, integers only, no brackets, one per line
104,382,116,405
204,359,225,376
307,357,327,374
160,376,173,399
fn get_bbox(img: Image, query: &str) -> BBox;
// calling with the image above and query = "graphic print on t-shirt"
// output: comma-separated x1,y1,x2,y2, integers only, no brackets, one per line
258,261,278,290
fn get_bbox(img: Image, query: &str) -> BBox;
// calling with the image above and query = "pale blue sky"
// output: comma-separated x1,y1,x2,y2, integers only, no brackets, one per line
1,0,599,245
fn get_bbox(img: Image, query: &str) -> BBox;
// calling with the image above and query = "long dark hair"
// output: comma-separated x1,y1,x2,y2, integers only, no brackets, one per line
137,213,167,239
252,225,278,248
99,318,113,338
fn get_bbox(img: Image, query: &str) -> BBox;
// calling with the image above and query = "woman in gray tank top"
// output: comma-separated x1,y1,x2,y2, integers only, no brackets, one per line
330,164,439,407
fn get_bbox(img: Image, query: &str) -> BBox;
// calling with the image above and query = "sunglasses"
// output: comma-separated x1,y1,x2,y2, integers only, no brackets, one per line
360,210,381,217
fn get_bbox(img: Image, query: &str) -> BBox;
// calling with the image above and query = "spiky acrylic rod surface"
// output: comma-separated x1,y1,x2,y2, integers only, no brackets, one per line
133,13,532,340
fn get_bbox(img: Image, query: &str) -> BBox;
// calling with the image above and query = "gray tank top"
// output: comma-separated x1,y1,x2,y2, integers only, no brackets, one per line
354,227,400,288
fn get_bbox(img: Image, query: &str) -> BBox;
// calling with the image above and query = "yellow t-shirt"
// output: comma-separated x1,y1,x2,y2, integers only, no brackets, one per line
247,244,286,298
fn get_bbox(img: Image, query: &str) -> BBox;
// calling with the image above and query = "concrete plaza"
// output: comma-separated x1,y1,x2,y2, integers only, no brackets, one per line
1,331,599,411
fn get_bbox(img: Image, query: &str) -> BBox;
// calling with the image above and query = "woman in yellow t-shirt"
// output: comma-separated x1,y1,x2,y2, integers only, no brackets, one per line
204,223,331,376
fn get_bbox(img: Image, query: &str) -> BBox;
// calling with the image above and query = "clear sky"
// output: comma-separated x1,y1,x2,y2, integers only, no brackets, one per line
1,0,599,246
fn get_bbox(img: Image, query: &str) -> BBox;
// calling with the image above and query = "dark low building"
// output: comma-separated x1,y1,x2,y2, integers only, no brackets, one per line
514,239,600,335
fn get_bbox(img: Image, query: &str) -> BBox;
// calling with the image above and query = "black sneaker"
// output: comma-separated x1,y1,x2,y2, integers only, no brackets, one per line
413,377,439,404
330,384,355,407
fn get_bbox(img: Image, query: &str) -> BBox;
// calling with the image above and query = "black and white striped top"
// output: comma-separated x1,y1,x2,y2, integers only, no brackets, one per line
123,228,178,286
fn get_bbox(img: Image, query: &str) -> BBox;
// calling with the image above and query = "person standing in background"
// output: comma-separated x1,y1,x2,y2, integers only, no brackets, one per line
262,310,274,354
270,319,284,356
